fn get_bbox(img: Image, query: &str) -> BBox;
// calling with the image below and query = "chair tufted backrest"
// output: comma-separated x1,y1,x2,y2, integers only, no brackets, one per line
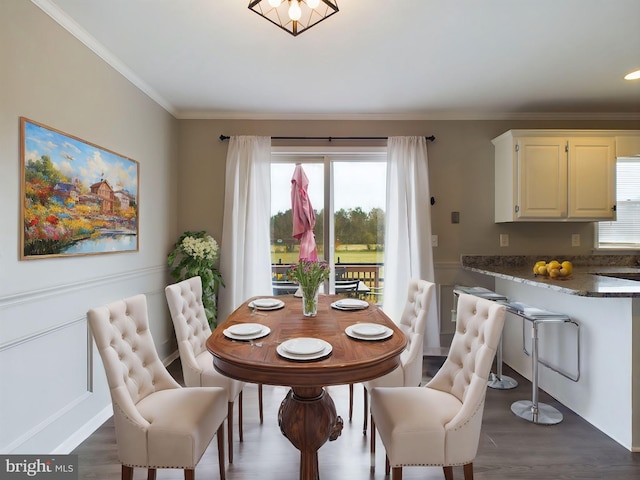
398,279,435,386
399,279,435,338
87,294,180,412
427,293,505,404
165,277,212,386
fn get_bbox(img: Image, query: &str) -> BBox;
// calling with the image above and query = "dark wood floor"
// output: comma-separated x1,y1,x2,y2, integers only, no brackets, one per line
73,358,639,479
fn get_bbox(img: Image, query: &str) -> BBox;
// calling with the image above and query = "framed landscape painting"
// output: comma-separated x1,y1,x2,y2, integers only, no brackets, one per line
20,117,139,259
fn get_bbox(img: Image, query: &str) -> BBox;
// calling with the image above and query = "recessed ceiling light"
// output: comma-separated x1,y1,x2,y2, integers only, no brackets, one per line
624,69,640,80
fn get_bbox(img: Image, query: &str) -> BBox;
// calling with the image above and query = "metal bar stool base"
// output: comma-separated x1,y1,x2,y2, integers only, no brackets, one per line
511,400,563,425
488,373,518,390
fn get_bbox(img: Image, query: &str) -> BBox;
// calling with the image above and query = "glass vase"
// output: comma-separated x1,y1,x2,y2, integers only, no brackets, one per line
302,288,319,317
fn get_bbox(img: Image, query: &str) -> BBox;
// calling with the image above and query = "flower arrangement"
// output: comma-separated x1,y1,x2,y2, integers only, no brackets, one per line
168,231,224,327
288,259,331,316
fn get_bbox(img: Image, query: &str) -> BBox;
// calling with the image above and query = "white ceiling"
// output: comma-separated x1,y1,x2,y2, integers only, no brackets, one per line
36,0,640,120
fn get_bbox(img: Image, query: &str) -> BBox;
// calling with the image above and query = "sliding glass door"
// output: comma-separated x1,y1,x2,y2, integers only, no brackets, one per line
270,148,386,297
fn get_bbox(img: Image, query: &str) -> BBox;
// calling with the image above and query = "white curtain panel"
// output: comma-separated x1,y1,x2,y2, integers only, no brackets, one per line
218,136,274,322
383,136,440,348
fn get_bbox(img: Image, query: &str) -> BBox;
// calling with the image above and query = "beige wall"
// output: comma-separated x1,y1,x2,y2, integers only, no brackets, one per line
177,118,639,268
0,1,178,453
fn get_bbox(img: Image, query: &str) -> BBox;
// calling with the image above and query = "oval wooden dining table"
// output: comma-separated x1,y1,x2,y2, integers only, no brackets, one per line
206,294,407,480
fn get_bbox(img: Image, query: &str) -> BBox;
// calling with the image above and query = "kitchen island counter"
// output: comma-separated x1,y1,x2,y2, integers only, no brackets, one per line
459,254,640,452
461,255,640,297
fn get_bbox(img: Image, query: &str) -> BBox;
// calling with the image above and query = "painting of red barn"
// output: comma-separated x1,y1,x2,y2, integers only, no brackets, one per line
20,117,139,259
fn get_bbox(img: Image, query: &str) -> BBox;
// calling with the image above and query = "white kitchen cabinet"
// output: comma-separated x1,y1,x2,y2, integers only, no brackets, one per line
493,130,616,222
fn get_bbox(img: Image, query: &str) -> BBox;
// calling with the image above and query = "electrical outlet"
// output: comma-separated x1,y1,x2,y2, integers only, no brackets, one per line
431,235,438,247
500,234,509,247
572,234,581,247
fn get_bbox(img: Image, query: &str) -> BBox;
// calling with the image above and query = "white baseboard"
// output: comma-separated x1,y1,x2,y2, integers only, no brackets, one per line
51,405,113,454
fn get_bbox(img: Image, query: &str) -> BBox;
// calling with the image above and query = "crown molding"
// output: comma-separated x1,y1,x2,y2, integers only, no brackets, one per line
31,0,177,117
176,110,640,121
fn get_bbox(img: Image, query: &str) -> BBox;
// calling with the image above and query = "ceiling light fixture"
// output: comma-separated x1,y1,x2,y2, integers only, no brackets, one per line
249,0,339,37
624,69,640,80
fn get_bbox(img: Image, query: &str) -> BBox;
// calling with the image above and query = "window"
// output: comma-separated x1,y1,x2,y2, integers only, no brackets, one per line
597,158,640,249
269,147,386,297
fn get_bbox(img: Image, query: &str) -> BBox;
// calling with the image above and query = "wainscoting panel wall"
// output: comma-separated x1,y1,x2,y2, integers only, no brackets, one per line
0,266,171,453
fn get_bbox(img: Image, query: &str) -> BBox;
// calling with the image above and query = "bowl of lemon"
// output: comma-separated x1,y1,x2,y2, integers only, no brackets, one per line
533,260,573,280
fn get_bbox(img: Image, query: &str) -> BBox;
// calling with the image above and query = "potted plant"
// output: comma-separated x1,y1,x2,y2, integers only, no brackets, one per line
168,231,224,327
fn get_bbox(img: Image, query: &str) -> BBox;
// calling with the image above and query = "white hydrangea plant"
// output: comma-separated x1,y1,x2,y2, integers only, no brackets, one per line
168,231,224,327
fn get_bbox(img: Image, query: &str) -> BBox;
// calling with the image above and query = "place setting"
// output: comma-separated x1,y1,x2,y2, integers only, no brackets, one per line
223,322,271,341
330,298,369,311
345,322,393,341
277,337,333,361
248,297,285,311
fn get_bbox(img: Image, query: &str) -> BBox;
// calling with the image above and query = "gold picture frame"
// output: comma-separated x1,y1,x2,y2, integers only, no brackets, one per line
20,117,139,259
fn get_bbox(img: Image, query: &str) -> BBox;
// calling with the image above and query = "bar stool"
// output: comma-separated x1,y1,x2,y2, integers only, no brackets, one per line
453,286,517,390
507,302,577,425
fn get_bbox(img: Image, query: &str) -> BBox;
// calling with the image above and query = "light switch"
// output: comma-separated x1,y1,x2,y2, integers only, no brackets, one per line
431,235,438,247
500,234,509,247
572,234,581,247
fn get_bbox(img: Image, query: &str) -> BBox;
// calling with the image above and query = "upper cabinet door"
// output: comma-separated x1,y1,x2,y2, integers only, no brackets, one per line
517,137,567,219
568,138,616,220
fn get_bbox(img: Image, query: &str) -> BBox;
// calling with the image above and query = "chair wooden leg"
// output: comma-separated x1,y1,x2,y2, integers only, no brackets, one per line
363,386,369,435
147,468,156,480
463,462,474,480
183,470,194,480
258,384,264,424
217,423,226,480
385,455,390,475
121,465,133,480
391,466,402,480
238,391,244,442
227,402,234,464
370,415,376,454
443,466,454,480
349,383,354,421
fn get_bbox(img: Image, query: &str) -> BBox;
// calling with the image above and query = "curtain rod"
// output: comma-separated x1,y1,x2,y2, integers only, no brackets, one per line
219,135,436,142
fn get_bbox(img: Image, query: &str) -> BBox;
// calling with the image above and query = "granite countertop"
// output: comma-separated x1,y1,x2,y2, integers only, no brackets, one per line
461,255,640,298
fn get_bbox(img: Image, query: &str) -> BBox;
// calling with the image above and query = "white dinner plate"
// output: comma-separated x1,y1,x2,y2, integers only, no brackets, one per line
281,337,326,355
223,325,271,341
226,323,264,336
351,323,387,337
248,298,285,310
345,324,393,341
277,340,332,361
331,299,369,310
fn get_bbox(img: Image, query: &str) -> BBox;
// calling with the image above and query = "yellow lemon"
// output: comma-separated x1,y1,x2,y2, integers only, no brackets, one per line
536,265,548,276
549,268,561,278
535,260,546,266
547,260,561,270
559,267,571,277
561,261,573,275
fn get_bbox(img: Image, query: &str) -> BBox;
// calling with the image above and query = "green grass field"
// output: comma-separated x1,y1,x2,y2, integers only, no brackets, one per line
271,246,383,265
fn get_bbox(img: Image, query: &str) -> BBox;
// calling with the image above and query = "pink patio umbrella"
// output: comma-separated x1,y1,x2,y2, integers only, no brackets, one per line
291,164,318,261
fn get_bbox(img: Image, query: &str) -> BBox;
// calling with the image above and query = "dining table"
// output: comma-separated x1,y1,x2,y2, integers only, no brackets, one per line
206,294,407,480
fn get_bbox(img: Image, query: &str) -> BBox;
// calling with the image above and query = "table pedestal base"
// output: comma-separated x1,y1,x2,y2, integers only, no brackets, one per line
278,387,344,480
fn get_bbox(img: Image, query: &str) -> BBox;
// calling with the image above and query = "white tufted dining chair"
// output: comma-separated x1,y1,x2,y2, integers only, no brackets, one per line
87,294,227,480
356,279,435,439
165,276,263,464
370,293,506,480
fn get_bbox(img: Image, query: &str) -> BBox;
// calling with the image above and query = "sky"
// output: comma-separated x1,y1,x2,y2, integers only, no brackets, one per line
23,120,138,195
271,162,386,215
